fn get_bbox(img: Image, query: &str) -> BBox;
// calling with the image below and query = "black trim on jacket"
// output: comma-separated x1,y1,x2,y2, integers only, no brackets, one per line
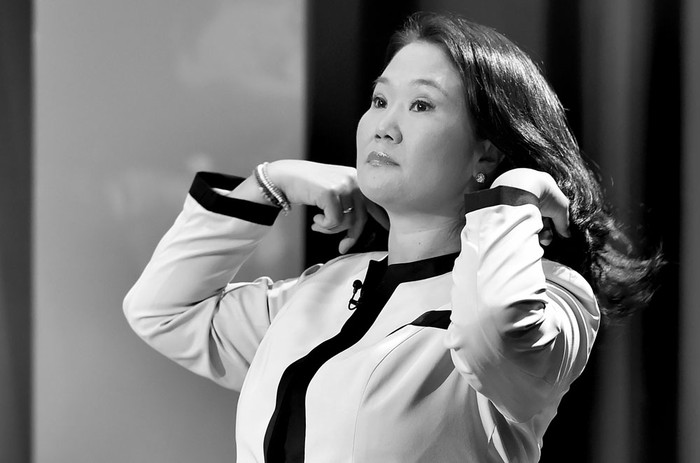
464,185,540,214
263,252,459,462
190,171,280,225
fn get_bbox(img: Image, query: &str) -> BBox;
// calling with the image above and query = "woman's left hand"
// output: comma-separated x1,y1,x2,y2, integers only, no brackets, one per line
490,168,571,243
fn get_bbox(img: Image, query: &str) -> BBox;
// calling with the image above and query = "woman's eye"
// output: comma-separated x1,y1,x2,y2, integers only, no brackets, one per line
410,100,433,112
371,95,387,109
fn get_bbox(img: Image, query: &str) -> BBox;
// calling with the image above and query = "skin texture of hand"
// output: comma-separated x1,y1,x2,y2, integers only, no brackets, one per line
266,160,376,254
490,168,571,241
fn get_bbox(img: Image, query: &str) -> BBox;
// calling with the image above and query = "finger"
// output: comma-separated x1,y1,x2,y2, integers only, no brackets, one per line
545,189,571,238
539,218,554,246
339,195,368,254
313,203,346,231
338,236,354,254
323,209,356,232
312,214,349,234
315,193,345,230
311,224,345,234
549,206,570,238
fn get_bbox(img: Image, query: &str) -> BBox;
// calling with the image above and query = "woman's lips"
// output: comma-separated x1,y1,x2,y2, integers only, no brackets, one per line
367,151,399,166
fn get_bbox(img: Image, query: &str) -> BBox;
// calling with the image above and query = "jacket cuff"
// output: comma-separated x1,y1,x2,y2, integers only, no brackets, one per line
189,171,280,226
464,186,540,214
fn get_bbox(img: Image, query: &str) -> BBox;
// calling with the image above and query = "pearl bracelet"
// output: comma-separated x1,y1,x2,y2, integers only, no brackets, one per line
254,162,291,212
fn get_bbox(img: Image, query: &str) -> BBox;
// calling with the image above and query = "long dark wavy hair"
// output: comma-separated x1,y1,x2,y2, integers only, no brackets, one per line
387,12,663,321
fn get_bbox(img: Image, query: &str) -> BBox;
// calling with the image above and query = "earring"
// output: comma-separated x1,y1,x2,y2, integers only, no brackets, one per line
475,172,486,184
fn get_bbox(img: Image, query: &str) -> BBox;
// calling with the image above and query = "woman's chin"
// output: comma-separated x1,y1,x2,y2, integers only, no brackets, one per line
358,180,400,207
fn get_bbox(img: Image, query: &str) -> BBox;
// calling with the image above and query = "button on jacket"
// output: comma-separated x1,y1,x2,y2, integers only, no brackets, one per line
124,172,600,462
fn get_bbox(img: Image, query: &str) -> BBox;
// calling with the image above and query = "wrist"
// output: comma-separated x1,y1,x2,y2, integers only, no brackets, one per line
491,169,543,199
254,162,291,212
265,160,291,193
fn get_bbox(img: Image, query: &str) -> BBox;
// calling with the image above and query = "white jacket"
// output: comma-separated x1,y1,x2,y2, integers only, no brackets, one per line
124,172,600,462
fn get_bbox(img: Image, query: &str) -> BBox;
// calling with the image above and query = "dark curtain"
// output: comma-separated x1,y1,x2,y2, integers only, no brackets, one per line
0,1,33,463
544,0,681,461
305,0,688,462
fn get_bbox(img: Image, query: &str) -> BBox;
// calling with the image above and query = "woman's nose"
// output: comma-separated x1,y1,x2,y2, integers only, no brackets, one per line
375,112,402,144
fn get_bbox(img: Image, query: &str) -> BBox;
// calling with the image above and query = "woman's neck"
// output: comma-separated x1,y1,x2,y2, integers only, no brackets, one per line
385,213,464,265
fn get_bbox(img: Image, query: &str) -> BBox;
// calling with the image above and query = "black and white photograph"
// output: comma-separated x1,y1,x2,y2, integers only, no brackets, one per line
1,0,698,462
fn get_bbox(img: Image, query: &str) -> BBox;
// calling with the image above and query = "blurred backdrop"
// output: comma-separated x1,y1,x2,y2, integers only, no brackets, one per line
1,0,699,462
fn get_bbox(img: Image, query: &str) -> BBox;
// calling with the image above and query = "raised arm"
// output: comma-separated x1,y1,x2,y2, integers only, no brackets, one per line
446,169,600,423
123,172,297,390
124,162,374,390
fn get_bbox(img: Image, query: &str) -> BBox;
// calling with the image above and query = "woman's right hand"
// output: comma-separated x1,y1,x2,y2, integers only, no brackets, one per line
266,160,370,254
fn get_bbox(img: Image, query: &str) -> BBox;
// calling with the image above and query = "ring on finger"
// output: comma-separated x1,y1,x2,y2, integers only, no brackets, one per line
342,207,354,214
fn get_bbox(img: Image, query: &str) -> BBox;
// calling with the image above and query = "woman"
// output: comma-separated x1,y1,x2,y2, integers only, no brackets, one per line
124,12,661,462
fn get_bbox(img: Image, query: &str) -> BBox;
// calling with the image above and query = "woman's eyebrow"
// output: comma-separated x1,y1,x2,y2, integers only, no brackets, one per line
410,78,448,96
373,76,447,96
373,76,388,89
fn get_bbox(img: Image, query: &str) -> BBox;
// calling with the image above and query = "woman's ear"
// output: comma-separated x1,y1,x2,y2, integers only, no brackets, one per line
474,140,504,177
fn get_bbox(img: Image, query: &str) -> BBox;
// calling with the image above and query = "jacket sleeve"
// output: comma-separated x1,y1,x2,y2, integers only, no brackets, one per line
123,172,313,391
445,186,600,423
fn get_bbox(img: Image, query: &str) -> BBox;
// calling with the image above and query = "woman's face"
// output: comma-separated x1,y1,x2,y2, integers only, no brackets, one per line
356,41,480,216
